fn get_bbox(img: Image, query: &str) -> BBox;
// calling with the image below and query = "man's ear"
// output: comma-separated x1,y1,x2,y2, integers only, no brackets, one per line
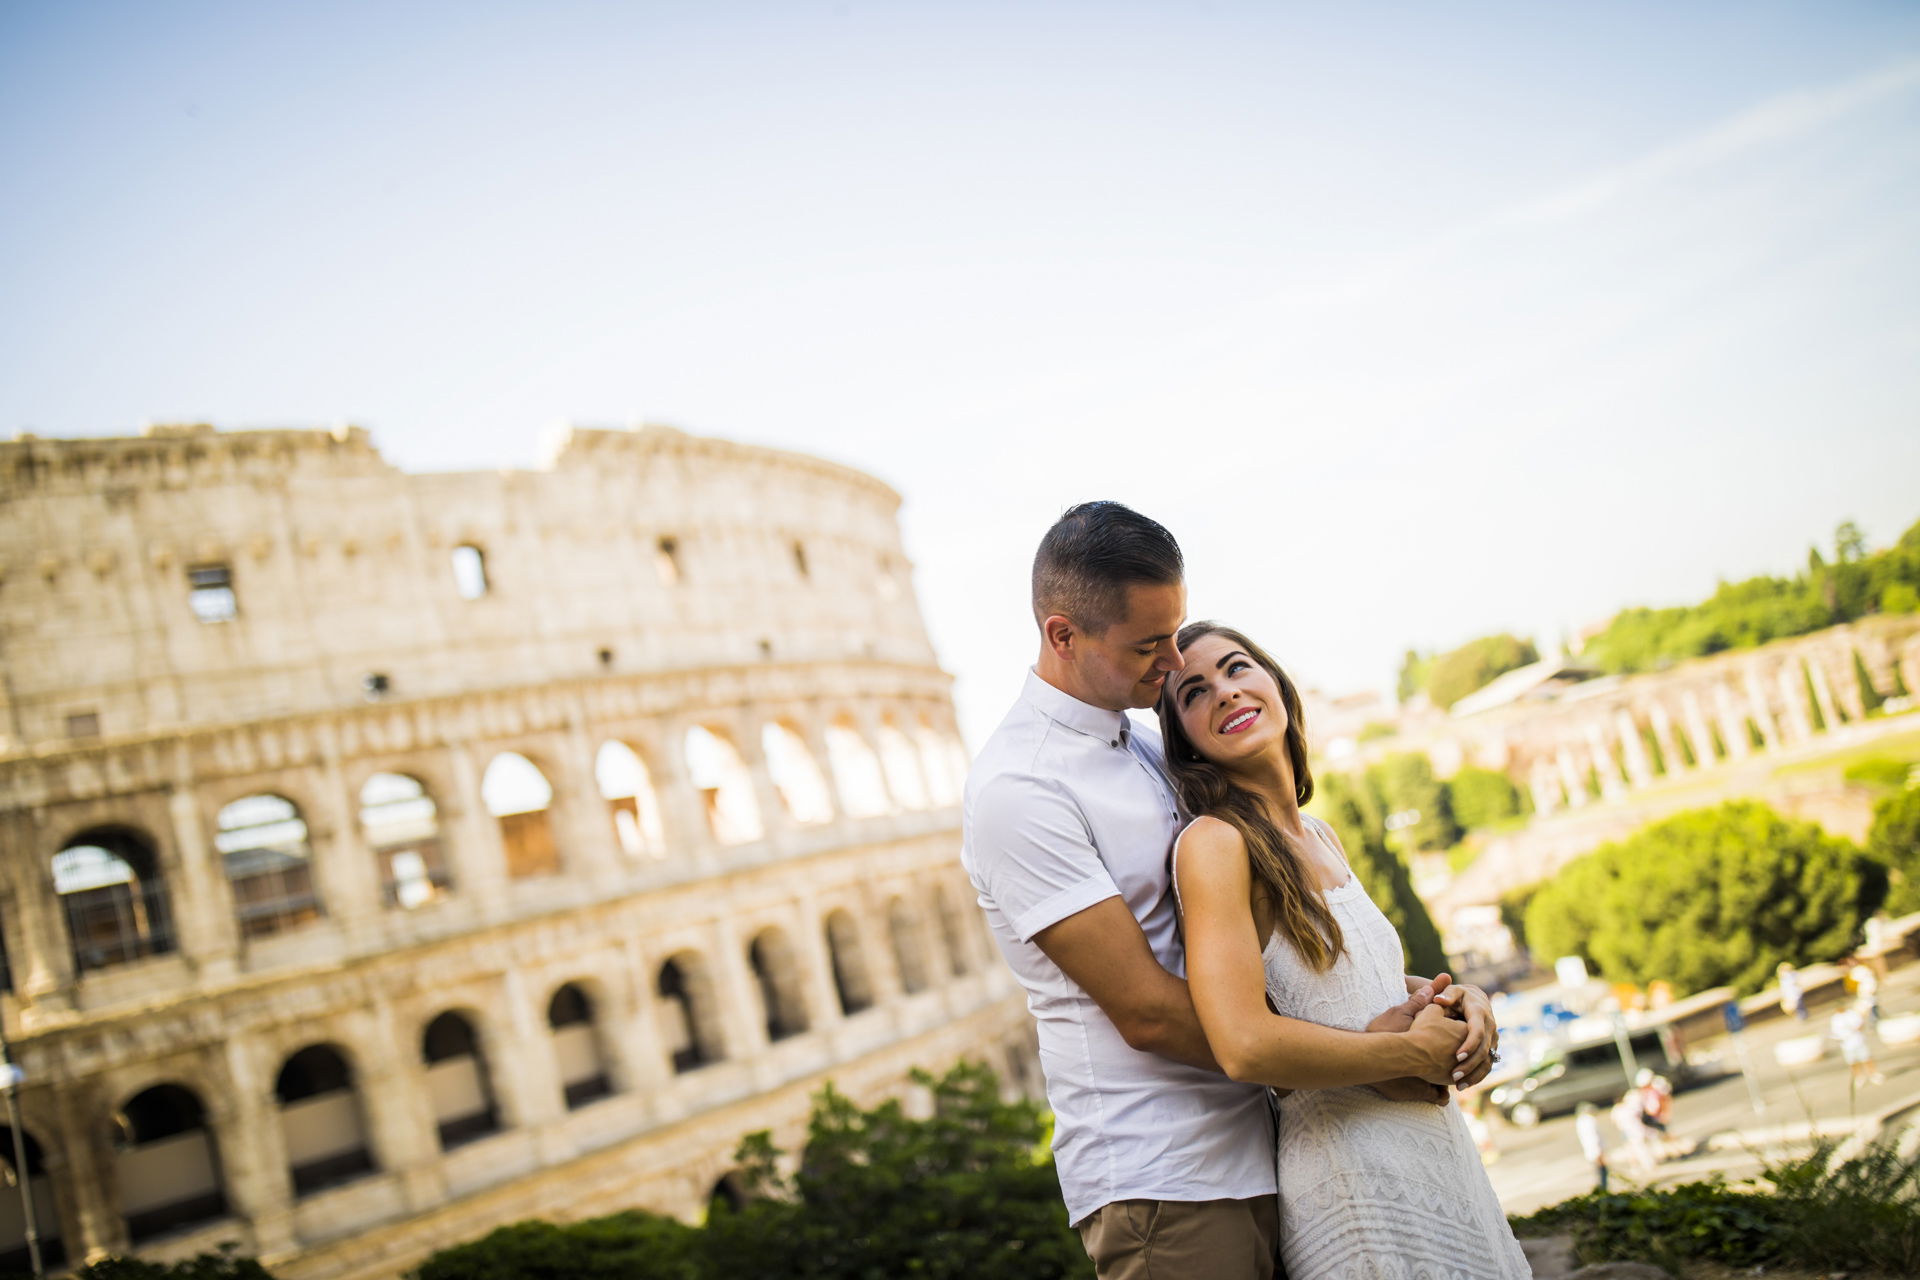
1042,613,1078,660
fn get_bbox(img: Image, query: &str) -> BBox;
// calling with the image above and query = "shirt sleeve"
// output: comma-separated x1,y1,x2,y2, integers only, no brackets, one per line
968,771,1120,943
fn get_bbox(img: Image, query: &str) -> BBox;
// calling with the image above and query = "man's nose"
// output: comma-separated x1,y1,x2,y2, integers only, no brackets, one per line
1157,641,1184,672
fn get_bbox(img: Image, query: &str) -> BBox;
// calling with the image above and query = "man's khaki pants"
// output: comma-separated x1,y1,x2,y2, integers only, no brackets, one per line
1077,1194,1280,1279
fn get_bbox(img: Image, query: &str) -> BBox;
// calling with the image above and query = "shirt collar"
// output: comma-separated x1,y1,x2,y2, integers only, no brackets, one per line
1022,669,1132,748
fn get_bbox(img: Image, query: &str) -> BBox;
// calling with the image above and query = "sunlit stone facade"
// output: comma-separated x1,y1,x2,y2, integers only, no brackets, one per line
0,424,1029,1277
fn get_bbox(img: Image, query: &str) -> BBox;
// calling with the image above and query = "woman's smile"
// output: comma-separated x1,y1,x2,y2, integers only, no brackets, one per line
1218,706,1261,735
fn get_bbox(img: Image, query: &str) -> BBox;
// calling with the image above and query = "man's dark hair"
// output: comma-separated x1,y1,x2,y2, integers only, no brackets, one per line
1031,501,1184,633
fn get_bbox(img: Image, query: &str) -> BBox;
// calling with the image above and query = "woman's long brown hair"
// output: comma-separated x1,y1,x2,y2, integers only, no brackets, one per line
1157,621,1345,972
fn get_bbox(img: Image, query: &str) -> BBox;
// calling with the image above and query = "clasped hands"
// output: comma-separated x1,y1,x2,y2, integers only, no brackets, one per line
1365,974,1497,1106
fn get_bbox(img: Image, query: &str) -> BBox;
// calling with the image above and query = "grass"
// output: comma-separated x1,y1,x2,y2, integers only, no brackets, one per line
1510,1136,1920,1278
1770,721,1920,783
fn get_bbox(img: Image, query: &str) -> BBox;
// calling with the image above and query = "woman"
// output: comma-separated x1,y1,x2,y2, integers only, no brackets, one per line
1158,621,1529,1279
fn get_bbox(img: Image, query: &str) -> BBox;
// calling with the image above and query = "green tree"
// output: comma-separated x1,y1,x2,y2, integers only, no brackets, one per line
705,1062,1090,1280
1367,752,1462,850
1397,649,1434,703
1313,772,1448,975
1835,520,1868,563
1523,802,1884,996
1424,634,1539,710
1867,787,1920,916
1447,766,1523,830
36,1249,280,1280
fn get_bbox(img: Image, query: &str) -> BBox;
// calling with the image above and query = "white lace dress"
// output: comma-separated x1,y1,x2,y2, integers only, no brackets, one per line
1187,817,1530,1279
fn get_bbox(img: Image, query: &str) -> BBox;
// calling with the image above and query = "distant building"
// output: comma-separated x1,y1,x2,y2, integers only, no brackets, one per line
0,424,1029,1276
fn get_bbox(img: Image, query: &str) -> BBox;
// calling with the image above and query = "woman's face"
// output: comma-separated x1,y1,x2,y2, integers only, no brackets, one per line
1168,632,1289,768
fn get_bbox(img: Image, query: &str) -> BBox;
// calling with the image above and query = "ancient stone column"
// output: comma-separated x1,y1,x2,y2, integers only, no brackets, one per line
308,752,384,950
1712,683,1751,762
1743,666,1781,751
215,1038,297,1256
356,999,447,1213
1775,663,1814,744
1528,759,1561,816
1680,690,1719,767
1555,746,1587,808
1646,702,1684,775
0,815,77,1011
709,918,771,1062
551,723,623,886
1583,723,1626,801
1614,710,1653,788
613,938,672,1101
166,785,240,983
51,1083,123,1261
654,719,722,875
787,890,845,1032
439,743,510,919
1806,656,1843,731
1828,645,1868,723
497,969,568,1162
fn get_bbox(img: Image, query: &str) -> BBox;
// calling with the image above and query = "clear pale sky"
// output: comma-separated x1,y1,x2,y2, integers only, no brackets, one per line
5,1,1918,746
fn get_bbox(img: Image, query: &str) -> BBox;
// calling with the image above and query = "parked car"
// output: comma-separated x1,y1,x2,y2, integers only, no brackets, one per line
1489,1024,1694,1128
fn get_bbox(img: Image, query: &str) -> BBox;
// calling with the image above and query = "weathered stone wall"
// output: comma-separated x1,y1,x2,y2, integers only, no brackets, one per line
0,425,1023,1279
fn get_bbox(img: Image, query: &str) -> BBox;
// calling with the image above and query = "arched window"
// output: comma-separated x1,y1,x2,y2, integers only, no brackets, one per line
747,927,809,1041
931,885,973,977
275,1045,375,1194
825,720,890,819
114,1084,227,1242
548,983,613,1108
876,720,929,810
54,827,175,973
482,753,560,878
914,718,963,807
215,794,322,940
657,954,726,1073
423,1012,500,1148
761,723,834,825
823,910,874,1016
451,545,489,599
360,773,451,908
0,1126,63,1272
889,897,931,995
683,727,762,845
595,742,666,860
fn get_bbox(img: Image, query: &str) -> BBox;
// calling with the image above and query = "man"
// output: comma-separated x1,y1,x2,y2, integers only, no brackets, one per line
963,501,1491,1279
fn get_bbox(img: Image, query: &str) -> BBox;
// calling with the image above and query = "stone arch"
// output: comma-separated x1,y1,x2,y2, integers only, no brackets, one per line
761,722,835,825
547,981,614,1109
823,908,875,1016
422,1010,501,1149
888,896,932,995
825,718,890,818
359,772,452,909
53,825,176,974
482,752,560,878
214,792,324,940
683,727,763,845
876,718,930,811
274,1043,376,1194
747,926,810,1041
657,952,727,1073
0,1124,63,1273
913,716,962,806
113,1082,229,1242
709,1172,746,1215
596,740,667,860
930,884,973,977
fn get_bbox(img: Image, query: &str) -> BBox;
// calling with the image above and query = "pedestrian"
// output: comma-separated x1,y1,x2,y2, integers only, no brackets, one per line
1610,1088,1654,1178
1848,959,1881,1029
1635,1067,1674,1159
1574,1102,1608,1192
1777,961,1806,1022
1831,1003,1884,1088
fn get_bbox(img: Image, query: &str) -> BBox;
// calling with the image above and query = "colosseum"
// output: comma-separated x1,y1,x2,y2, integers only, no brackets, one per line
0,423,1030,1277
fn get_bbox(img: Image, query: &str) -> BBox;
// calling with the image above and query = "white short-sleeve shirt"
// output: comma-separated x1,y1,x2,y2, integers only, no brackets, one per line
962,670,1274,1225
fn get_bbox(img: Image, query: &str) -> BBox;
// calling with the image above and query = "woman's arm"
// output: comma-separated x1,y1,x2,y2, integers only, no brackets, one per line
1176,817,1465,1090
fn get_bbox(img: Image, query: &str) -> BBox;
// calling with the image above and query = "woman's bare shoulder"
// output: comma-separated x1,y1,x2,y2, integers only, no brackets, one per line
1175,814,1248,873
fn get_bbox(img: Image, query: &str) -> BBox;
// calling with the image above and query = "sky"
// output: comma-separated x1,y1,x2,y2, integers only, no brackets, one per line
4,1,1918,746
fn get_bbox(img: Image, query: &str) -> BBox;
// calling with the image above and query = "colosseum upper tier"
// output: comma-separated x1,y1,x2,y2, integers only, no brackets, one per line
0,423,1028,1278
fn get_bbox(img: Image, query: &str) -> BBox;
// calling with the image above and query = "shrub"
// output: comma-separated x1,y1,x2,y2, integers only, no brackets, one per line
1868,786,1920,915
1523,801,1883,995
1447,766,1522,830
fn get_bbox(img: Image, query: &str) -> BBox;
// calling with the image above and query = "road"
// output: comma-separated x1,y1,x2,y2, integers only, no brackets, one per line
1484,961,1920,1217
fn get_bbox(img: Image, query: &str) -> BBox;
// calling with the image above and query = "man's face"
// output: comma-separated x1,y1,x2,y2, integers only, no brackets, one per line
1076,580,1187,711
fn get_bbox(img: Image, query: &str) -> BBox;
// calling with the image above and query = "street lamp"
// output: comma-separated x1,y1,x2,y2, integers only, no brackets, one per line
0,1015,44,1280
